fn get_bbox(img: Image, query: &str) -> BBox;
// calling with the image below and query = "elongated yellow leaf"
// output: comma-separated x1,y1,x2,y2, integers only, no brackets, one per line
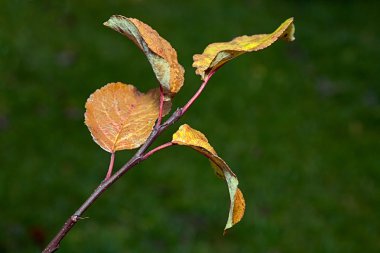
104,15,185,99
193,17,295,79
172,124,245,232
85,82,171,152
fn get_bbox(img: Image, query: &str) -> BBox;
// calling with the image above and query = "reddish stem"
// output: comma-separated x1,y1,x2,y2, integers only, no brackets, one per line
142,142,175,160
105,152,115,180
182,68,218,114
42,70,219,253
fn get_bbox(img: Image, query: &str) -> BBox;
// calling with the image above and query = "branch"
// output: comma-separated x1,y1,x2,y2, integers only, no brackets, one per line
181,68,218,114
42,71,216,253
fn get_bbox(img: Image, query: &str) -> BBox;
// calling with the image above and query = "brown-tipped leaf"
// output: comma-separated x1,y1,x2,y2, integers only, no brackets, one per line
104,15,185,99
172,124,245,232
193,17,295,79
85,82,171,152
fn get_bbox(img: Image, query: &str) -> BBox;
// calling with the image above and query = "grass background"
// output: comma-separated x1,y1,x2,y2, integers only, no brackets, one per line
1,0,379,252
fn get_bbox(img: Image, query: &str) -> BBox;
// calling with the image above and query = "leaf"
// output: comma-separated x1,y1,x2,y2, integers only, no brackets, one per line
172,124,245,232
104,15,185,99
85,82,171,152
193,17,295,79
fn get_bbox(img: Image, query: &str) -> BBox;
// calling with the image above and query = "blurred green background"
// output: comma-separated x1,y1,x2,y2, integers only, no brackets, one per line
1,0,379,252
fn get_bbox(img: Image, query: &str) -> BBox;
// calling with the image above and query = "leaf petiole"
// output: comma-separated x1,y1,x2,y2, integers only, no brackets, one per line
142,142,175,160
105,152,116,181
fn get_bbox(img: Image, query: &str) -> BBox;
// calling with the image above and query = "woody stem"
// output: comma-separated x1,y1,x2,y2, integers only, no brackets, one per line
42,70,217,253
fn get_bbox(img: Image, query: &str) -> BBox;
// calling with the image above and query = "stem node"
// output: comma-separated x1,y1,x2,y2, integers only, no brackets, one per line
43,71,217,252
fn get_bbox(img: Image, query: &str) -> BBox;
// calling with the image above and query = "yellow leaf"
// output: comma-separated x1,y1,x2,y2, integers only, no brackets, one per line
85,82,171,152
172,124,246,232
193,17,295,79
104,15,185,99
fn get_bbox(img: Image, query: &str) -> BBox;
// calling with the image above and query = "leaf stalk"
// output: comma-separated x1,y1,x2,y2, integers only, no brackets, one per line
42,71,217,253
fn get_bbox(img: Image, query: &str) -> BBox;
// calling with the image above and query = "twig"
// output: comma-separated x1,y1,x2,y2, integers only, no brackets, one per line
42,70,217,253
181,68,217,114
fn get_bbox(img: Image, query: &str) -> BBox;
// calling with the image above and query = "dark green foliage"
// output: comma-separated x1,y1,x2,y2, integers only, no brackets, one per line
0,1,379,252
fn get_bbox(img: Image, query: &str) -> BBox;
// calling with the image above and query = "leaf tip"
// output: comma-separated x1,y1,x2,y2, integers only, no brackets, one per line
281,17,295,42
224,187,246,233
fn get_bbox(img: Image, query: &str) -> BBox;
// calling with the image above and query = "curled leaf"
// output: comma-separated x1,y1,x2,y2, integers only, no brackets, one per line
172,124,245,232
85,82,171,152
193,17,295,79
104,15,185,99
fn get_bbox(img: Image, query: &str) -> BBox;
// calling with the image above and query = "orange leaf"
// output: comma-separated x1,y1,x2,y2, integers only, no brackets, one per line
172,124,246,232
193,17,295,79
85,82,171,152
104,15,185,99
